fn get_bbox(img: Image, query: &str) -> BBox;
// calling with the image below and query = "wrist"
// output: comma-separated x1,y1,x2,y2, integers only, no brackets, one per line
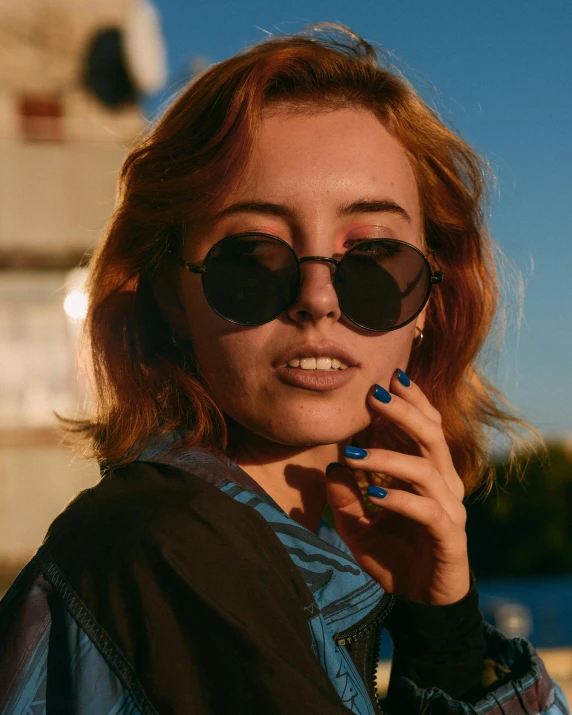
386,573,482,653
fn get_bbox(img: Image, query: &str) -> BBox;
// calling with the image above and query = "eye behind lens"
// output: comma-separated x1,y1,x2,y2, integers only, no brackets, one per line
336,241,432,331
202,234,300,325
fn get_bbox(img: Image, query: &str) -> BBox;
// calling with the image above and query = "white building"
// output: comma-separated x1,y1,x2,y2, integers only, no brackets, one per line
0,0,165,575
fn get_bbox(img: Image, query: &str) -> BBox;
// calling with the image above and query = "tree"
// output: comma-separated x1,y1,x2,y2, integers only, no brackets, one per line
466,442,572,578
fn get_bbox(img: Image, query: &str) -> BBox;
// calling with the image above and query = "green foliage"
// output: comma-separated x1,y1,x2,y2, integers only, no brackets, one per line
466,442,572,578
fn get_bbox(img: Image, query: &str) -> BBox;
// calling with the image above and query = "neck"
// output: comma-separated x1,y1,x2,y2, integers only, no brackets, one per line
230,425,345,533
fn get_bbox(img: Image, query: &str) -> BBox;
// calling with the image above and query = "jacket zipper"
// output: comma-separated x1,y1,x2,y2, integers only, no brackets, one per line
333,591,394,646
370,612,386,710
334,592,395,711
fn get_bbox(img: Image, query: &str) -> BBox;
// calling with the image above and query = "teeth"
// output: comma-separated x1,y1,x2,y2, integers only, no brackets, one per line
285,356,351,370
300,357,317,370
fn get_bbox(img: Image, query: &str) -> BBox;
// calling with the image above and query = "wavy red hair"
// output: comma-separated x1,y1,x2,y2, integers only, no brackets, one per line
73,24,538,494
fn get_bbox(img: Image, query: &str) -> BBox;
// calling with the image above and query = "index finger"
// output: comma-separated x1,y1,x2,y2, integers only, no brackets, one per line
390,368,443,425
368,374,460,494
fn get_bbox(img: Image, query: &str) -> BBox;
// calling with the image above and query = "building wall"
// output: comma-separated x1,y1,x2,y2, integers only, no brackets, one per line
0,0,144,570
0,436,99,566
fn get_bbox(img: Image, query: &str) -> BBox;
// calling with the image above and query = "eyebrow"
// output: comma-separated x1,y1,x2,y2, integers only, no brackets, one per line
213,198,412,223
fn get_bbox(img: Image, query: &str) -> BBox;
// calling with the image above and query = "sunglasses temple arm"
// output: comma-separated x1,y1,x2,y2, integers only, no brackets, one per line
177,257,206,274
427,249,444,283
398,261,443,298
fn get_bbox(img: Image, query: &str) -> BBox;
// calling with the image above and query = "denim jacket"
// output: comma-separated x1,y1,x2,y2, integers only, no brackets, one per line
0,439,569,714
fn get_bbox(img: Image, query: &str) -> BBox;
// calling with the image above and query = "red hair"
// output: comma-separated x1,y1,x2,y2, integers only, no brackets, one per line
73,24,538,493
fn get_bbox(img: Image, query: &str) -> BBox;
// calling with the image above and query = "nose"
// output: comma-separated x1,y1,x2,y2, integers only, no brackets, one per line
286,259,342,326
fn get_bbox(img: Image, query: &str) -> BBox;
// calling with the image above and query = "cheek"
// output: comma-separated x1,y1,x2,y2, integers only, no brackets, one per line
186,323,270,410
179,282,275,408
366,329,415,385
195,340,254,397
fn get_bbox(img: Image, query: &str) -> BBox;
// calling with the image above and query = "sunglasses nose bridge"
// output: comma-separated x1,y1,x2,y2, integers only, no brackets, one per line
286,254,342,324
298,255,339,268
297,255,339,280
296,255,339,290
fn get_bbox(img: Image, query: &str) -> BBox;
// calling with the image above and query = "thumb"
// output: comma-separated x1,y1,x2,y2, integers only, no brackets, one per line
325,462,368,535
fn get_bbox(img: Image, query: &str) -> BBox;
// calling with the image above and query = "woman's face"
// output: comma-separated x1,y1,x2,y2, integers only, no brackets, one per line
176,107,424,448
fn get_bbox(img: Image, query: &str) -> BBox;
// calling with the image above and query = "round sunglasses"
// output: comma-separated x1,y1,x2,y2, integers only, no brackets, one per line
177,232,443,332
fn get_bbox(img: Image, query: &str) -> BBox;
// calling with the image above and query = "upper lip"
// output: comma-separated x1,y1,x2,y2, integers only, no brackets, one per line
274,342,359,368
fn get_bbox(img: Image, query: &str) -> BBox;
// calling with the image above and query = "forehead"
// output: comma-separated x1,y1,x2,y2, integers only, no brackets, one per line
230,106,420,228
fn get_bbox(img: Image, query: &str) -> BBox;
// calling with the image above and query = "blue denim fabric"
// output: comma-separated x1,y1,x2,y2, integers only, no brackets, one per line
0,435,569,714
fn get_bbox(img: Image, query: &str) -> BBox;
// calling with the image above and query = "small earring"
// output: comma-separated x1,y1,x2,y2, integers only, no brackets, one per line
414,326,424,346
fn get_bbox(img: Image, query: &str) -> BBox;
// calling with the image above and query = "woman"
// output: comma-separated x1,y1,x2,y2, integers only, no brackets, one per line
0,24,568,714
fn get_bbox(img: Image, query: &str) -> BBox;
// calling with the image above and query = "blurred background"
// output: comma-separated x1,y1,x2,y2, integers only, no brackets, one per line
0,0,571,698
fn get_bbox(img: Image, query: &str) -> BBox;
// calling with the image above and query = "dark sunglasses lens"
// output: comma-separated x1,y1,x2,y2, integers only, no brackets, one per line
336,241,431,331
203,235,299,325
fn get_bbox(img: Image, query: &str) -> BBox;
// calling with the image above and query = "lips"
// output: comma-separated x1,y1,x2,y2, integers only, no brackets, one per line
273,342,359,369
274,363,357,391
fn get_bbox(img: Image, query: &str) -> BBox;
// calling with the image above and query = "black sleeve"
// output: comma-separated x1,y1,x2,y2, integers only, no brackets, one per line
42,462,351,715
383,578,486,701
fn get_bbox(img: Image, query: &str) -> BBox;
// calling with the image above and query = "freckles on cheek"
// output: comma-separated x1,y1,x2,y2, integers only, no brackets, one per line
201,350,261,404
369,334,415,381
200,359,242,396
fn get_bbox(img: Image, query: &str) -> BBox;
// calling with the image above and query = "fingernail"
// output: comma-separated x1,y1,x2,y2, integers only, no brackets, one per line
396,368,410,387
325,462,343,476
373,384,392,403
367,485,388,499
344,446,368,460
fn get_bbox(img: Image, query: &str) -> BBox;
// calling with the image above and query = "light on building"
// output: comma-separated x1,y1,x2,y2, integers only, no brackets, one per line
63,267,89,321
63,290,88,320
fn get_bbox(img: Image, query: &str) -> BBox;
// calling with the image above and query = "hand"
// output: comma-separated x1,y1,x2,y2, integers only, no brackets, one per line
326,369,470,605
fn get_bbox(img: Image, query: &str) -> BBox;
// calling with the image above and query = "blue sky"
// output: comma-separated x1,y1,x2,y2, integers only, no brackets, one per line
149,0,572,438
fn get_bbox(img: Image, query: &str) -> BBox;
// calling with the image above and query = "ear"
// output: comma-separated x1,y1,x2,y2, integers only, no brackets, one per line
153,267,190,340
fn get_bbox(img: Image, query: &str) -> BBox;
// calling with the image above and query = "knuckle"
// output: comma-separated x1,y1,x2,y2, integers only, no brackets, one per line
411,388,442,424
430,407,443,425
417,458,439,484
428,499,446,525
427,461,441,483
455,504,468,527
419,420,443,446
452,526,468,548
452,479,466,501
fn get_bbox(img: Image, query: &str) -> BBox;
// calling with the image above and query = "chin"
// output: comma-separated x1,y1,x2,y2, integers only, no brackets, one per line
260,413,371,448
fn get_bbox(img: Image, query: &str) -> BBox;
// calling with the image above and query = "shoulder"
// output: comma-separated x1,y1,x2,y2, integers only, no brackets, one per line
43,460,290,589
47,460,267,538
12,463,343,714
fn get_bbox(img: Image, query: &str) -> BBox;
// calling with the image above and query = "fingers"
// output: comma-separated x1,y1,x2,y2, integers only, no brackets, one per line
344,448,466,526
324,462,371,536
369,377,449,463
345,448,455,508
390,368,444,425
367,487,467,546
366,370,464,499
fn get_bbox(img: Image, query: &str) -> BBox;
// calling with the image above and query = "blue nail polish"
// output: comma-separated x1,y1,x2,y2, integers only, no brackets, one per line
373,384,392,403
344,446,368,460
367,485,388,499
325,462,343,476
396,369,410,387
